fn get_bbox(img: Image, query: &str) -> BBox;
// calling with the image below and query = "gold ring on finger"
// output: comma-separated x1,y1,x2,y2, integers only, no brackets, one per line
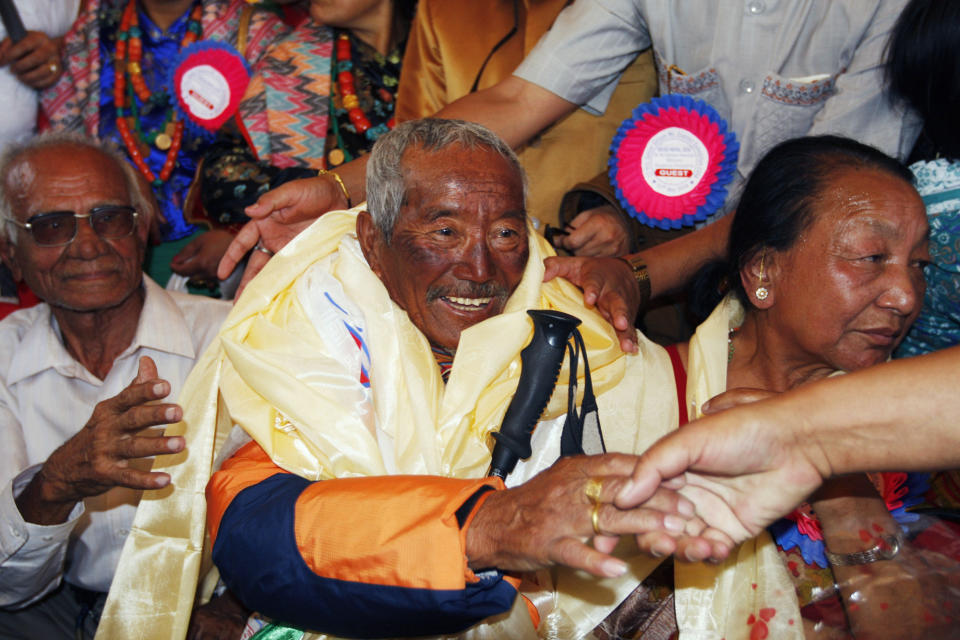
584,477,603,504
49,61,59,75
590,500,603,536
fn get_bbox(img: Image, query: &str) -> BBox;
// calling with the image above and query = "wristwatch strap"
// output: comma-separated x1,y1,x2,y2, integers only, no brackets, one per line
619,254,651,308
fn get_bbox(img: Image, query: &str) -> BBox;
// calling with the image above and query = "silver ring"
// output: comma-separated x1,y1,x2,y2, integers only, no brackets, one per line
253,241,274,257
48,60,59,75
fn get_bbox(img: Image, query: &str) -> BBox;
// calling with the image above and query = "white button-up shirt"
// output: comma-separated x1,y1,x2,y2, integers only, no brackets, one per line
0,277,229,607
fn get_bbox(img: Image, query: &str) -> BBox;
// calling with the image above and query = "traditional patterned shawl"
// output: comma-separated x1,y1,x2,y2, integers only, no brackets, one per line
238,20,333,170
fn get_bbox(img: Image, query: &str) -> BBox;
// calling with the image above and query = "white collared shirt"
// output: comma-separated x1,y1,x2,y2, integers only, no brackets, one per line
0,277,229,607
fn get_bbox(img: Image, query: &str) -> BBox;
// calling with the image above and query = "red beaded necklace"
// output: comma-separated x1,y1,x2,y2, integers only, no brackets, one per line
335,32,394,137
114,0,203,187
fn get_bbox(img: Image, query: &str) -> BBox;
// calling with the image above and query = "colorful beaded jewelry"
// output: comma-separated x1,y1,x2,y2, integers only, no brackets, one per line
332,32,394,161
114,0,203,187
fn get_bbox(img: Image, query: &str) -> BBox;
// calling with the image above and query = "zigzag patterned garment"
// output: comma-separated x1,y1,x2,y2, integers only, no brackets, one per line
239,20,333,170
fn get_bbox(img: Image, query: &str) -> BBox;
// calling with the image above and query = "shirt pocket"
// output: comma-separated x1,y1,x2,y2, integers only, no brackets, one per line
746,72,836,167
656,61,731,120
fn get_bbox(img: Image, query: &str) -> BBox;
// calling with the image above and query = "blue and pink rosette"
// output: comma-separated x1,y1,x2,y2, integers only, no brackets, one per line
609,95,739,229
170,41,252,138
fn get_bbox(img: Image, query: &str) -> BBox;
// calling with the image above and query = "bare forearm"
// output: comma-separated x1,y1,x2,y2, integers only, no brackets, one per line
764,347,960,476
813,477,924,637
635,214,731,299
330,155,369,207
434,76,578,149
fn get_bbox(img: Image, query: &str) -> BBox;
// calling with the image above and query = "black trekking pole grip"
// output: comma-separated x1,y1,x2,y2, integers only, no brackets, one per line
488,309,581,479
0,0,26,43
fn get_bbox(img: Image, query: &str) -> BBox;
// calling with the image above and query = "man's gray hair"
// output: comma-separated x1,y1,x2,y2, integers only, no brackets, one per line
365,118,527,238
0,131,156,244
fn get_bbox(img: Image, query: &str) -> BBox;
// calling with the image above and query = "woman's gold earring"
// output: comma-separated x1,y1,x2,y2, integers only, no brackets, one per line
755,251,769,300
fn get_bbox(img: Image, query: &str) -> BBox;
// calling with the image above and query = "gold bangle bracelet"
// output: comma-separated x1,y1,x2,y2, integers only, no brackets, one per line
318,169,351,208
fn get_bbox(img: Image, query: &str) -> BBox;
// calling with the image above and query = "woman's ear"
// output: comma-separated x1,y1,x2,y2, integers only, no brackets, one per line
740,249,777,309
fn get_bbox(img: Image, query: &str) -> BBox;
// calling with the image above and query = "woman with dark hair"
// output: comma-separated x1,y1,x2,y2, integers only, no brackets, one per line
667,135,957,638
886,0,960,358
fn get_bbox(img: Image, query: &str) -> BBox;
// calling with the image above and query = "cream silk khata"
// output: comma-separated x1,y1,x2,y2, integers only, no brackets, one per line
98,210,799,639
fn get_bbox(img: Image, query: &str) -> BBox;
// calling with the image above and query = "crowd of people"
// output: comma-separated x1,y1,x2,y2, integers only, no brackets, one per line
0,0,958,639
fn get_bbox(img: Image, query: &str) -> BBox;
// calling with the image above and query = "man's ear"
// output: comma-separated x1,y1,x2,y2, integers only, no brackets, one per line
356,209,385,279
0,234,22,282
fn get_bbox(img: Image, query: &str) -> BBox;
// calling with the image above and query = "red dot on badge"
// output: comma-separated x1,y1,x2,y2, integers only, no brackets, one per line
752,583,758,589
788,619,795,626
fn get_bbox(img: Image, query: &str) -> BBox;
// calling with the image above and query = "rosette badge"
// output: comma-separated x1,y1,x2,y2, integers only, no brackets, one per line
171,41,253,138
609,95,739,229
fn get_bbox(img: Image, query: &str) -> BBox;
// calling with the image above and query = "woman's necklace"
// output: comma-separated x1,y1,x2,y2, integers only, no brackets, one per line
328,32,395,166
114,0,202,187
727,326,740,363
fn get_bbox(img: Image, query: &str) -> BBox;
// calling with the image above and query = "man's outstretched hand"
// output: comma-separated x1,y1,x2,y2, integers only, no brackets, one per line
544,256,640,353
217,175,350,288
15,356,185,525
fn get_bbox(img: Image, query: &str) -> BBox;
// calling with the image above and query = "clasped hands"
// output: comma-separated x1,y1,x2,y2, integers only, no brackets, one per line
464,453,737,579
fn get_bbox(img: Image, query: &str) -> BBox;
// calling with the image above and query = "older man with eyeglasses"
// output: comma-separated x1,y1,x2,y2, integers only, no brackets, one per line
0,133,233,639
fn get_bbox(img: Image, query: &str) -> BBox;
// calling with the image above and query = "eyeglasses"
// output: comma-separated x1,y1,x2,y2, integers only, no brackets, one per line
5,206,139,247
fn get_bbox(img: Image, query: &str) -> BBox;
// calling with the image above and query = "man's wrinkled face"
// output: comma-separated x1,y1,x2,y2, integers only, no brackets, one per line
360,144,528,350
1,146,147,313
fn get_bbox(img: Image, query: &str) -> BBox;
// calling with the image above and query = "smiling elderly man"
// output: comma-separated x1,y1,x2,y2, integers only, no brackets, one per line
102,119,698,639
0,134,232,639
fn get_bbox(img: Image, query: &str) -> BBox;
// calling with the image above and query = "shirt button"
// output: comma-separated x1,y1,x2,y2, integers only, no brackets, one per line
118,528,129,537
42,535,53,542
739,79,756,94
747,0,765,14
10,526,21,538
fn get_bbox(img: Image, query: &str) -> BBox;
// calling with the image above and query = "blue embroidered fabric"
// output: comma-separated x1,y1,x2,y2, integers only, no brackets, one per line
896,158,960,359
98,2,202,242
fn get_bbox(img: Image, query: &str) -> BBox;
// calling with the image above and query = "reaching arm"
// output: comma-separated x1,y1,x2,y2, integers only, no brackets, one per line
615,346,960,559
206,442,518,637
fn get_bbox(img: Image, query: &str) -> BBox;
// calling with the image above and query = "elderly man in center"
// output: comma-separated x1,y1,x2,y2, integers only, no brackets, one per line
103,118,745,638
0,134,234,639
